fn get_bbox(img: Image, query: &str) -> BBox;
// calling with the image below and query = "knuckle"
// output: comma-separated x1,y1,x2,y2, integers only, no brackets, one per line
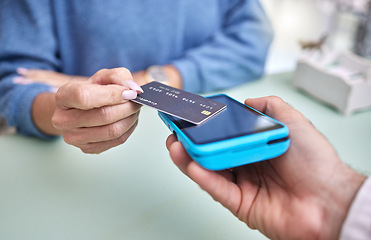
54,86,65,105
97,106,113,124
116,67,131,75
107,122,124,140
80,148,91,154
56,81,93,109
90,68,108,83
51,116,62,129
117,120,138,143
63,132,85,147
267,95,285,107
268,95,283,102
123,102,141,117
96,68,108,75
111,68,131,81
51,110,66,129
74,86,92,109
115,67,132,77
62,133,75,145
81,146,99,154
116,133,130,145
80,144,105,154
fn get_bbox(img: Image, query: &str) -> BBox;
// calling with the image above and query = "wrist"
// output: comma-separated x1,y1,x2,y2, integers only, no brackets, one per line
32,92,62,136
144,65,182,89
320,164,366,240
144,65,169,85
163,65,182,89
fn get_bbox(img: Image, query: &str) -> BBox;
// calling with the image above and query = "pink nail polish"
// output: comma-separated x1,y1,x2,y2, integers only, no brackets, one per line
122,90,138,100
17,67,28,75
13,76,25,83
126,80,144,93
13,76,32,84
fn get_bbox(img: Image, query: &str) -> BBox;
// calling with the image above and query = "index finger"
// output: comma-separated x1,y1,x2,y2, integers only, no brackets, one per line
56,68,143,110
56,81,129,109
167,137,241,214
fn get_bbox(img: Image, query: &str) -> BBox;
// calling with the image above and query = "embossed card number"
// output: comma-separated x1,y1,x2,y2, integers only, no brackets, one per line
131,81,226,125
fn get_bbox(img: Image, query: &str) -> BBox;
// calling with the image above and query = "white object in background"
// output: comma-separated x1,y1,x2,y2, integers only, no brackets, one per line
0,117,16,136
293,51,371,115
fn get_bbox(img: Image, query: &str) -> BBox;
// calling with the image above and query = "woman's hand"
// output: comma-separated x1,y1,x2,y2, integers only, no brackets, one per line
51,68,143,153
15,68,88,88
15,64,183,90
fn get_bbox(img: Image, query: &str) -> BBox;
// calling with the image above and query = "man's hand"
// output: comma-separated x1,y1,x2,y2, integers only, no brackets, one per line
166,96,366,240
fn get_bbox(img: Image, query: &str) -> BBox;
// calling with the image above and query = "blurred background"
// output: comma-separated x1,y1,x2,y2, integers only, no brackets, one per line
1,0,371,135
1,1,371,240
262,0,371,73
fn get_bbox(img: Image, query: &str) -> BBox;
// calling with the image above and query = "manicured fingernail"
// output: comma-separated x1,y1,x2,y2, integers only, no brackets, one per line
122,90,138,100
126,80,144,93
17,67,28,75
13,76,24,83
13,76,32,84
50,87,59,93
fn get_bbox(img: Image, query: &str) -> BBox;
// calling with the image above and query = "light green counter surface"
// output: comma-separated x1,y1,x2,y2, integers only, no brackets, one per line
1,73,370,240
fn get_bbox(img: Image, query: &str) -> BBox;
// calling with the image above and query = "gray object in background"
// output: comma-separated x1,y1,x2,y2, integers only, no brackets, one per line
293,51,371,115
0,117,16,136
354,1,371,58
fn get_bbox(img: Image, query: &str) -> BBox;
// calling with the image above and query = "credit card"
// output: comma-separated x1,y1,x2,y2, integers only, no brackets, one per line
131,81,226,125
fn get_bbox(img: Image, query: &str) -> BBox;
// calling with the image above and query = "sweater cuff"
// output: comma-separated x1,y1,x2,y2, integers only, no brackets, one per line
13,83,57,140
172,58,201,93
340,177,371,239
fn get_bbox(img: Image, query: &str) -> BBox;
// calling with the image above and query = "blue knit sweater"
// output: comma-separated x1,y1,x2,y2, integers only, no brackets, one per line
0,0,273,139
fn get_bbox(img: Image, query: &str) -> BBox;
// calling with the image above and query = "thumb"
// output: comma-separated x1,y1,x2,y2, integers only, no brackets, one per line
244,96,299,123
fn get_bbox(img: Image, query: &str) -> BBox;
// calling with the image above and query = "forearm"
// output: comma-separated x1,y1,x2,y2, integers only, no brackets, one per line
32,92,62,136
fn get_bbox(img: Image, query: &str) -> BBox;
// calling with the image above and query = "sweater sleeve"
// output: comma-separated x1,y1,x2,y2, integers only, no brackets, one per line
0,0,60,139
340,177,371,239
172,0,273,93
